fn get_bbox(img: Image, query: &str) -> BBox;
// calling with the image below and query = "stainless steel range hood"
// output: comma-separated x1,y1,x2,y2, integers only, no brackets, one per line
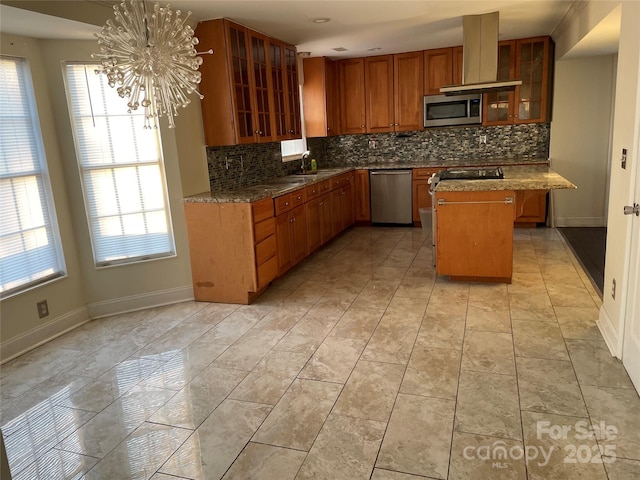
440,12,521,95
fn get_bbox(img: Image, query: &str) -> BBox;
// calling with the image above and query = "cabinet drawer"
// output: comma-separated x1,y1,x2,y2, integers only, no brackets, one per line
257,255,278,289
252,197,274,223
274,193,293,215
255,234,277,265
319,179,332,194
291,188,306,207
254,217,275,243
306,183,322,199
330,173,351,189
413,168,440,178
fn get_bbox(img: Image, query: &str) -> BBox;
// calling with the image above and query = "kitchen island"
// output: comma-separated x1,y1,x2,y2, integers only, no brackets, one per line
433,165,576,283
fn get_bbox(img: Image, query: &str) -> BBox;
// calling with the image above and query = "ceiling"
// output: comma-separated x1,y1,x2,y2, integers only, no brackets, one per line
0,0,620,59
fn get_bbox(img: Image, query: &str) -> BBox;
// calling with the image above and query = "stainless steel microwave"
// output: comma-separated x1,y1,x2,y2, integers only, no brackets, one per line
424,93,482,127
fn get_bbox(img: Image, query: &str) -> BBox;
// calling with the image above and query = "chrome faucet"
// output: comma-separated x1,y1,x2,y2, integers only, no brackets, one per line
300,150,310,173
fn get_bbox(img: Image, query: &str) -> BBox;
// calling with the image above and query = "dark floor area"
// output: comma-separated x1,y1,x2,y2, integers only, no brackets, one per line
558,227,606,295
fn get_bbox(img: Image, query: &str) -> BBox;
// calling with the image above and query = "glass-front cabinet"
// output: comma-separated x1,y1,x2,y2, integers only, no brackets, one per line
483,36,552,126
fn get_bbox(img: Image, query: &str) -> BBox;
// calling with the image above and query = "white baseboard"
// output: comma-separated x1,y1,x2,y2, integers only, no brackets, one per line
1,306,90,364
598,306,620,358
87,285,194,319
555,216,606,227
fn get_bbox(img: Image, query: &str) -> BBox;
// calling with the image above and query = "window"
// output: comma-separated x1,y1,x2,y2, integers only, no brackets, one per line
0,56,66,298
64,63,175,267
281,138,307,161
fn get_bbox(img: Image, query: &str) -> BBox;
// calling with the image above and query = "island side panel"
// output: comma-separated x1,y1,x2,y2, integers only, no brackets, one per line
435,190,516,282
184,201,257,303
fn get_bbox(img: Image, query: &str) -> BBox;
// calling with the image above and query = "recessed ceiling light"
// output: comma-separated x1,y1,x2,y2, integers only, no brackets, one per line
332,47,348,52
310,17,331,24
367,47,382,52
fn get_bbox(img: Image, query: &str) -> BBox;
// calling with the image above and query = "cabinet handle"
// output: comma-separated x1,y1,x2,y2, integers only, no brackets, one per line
297,195,301,200
361,124,365,128
390,123,394,126
312,189,317,194
341,191,346,195
289,218,294,223
284,201,289,206
319,201,324,206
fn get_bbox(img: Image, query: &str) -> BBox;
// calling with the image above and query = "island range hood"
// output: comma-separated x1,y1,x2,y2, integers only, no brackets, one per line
440,11,522,95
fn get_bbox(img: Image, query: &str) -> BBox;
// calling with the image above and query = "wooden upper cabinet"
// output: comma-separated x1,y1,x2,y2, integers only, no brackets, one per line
484,37,553,126
248,31,275,142
453,46,464,85
302,57,339,137
338,58,366,134
271,43,302,140
365,55,394,134
195,19,299,146
484,41,516,125
284,46,302,138
394,51,424,132
514,37,551,124
269,42,288,139
424,48,453,95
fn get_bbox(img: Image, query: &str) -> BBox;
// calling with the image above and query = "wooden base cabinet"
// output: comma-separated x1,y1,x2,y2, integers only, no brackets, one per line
515,190,547,227
276,204,308,276
184,198,277,304
354,170,371,222
435,190,516,282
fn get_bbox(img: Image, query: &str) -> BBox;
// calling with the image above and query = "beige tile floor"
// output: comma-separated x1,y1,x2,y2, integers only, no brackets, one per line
2,226,640,480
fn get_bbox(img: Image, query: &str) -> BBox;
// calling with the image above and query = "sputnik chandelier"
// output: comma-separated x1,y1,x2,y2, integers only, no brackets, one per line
92,0,212,128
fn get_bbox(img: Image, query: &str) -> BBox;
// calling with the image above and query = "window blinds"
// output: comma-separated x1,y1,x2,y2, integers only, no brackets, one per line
64,64,175,266
0,56,65,297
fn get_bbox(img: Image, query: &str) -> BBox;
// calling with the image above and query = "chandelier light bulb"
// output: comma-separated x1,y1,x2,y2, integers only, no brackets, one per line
92,0,211,129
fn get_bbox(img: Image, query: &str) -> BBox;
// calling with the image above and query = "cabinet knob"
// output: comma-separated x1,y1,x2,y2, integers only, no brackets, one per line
289,218,294,223
319,201,324,206
395,123,399,126
361,125,365,128
390,123,394,126
284,201,289,206
297,195,301,200
312,189,316,194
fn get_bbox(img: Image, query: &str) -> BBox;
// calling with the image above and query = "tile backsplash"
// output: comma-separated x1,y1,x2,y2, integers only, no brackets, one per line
206,123,549,192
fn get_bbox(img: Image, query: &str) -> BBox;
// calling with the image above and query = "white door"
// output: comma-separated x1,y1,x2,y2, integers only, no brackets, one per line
622,136,640,392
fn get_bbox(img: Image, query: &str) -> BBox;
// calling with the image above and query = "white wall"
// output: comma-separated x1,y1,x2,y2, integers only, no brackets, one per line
0,32,206,361
549,55,616,227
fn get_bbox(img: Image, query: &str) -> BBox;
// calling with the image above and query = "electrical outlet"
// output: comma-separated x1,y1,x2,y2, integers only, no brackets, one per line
621,148,627,169
611,279,616,300
479,135,487,144
37,300,49,318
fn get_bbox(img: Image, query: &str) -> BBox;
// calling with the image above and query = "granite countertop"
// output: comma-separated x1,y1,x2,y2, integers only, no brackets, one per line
433,165,577,192
183,158,562,203
184,167,353,203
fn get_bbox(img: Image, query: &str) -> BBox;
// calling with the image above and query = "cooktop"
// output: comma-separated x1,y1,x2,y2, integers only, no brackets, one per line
438,166,504,180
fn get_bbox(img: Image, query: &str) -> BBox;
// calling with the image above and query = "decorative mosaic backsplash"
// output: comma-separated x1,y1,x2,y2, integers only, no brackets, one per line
206,123,550,191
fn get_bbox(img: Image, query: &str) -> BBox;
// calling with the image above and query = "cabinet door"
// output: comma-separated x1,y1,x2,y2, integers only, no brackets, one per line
394,51,424,132
325,59,339,135
269,42,288,140
226,23,256,144
515,37,550,124
290,205,308,264
306,199,322,254
340,183,354,230
452,46,464,85
276,212,293,275
354,170,371,222
365,55,394,134
515,190,547,226
338,58,366,134
249,32,275,142
483,41,516,126
284,46,302,138
320,194,333,244
424,48,453,95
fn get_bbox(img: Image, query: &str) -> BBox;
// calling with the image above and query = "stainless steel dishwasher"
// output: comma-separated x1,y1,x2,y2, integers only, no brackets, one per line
369,169,413,225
